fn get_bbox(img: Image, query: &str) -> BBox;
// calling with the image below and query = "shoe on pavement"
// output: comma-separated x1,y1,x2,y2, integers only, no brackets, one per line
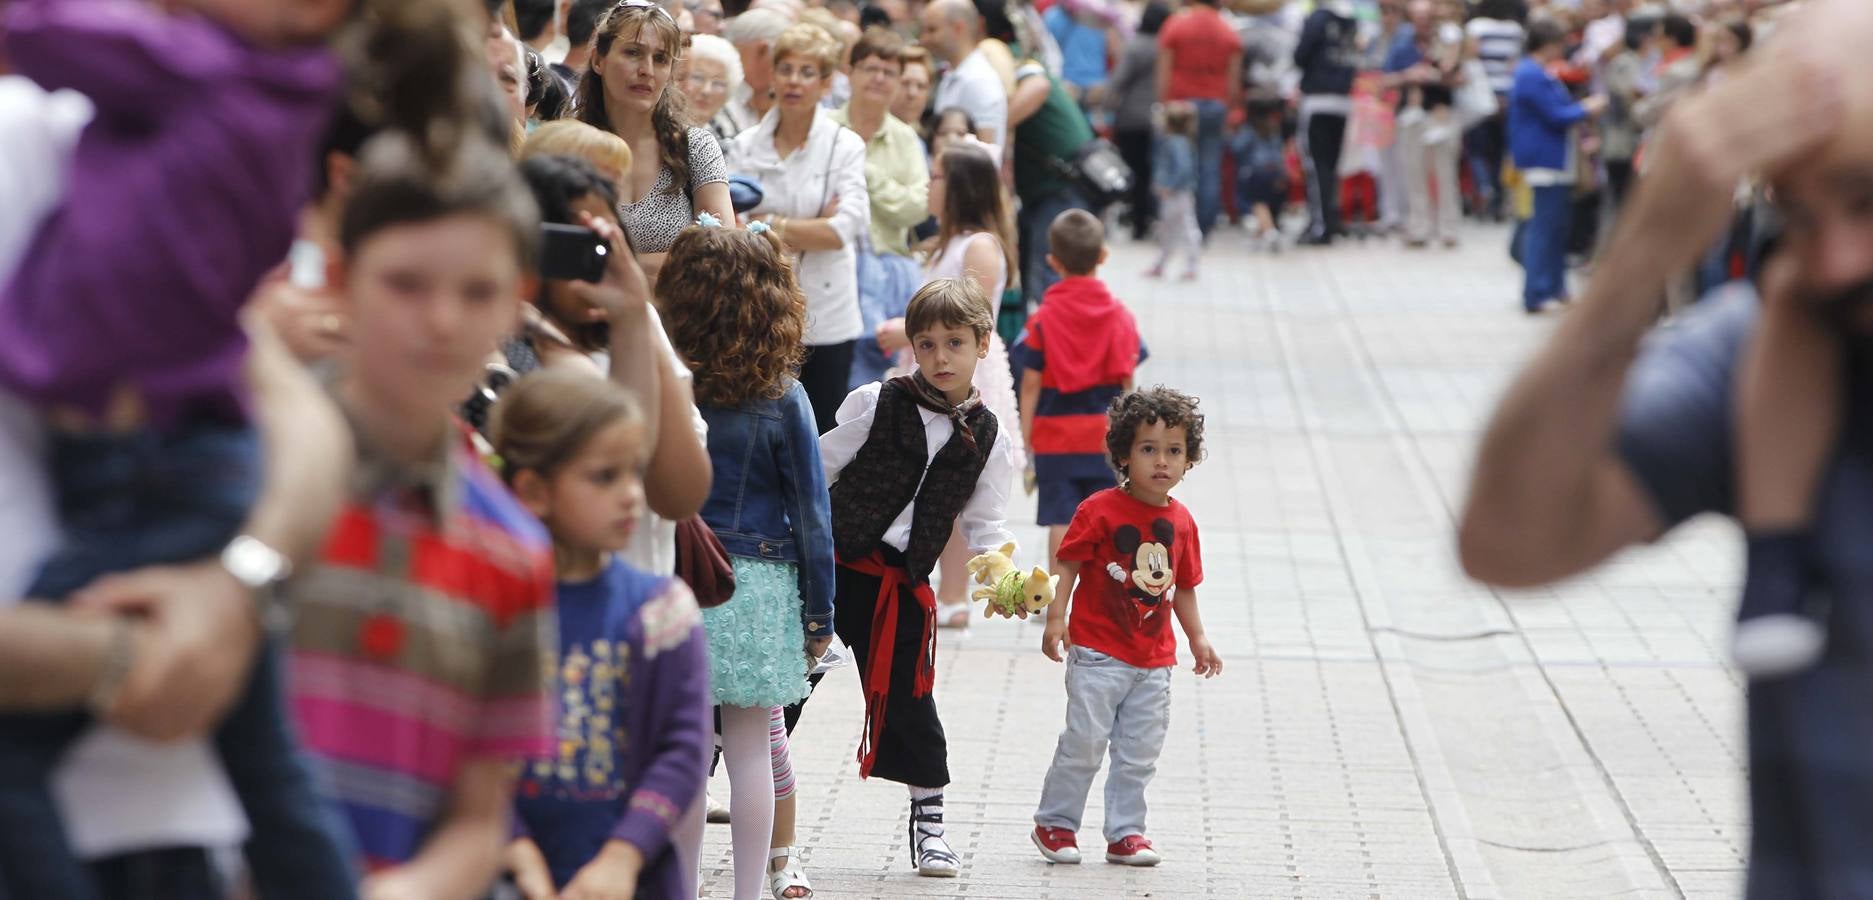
1105,834,1161,866
706,792,730,824
1032,826,1081,864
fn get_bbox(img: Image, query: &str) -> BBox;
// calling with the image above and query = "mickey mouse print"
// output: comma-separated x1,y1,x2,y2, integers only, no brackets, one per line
1057,486,1204,669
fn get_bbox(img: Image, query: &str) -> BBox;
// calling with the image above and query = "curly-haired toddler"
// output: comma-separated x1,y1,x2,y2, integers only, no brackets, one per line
1031,386,1221,868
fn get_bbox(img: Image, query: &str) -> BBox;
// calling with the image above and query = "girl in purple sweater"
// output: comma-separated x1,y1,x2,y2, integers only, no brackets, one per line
493,370,713,900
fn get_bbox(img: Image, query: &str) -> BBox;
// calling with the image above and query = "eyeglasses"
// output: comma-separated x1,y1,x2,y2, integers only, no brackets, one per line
854,61,900,81
685,73,731,93
611,0,677,25
773,62,825,83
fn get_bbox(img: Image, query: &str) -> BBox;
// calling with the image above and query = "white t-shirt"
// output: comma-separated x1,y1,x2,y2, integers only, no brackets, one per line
0,394,247,859
933,48,1010,147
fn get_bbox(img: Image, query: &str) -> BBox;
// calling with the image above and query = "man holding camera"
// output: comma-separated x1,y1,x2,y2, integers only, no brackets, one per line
1459,1,1873,894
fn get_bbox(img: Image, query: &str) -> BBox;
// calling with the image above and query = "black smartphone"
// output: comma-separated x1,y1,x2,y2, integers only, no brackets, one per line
539,223,611,283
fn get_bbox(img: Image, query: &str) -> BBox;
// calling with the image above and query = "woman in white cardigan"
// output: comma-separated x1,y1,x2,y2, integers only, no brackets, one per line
728,23,871,432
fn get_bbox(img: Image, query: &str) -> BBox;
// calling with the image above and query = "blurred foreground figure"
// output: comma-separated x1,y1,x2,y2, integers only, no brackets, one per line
1459,2,1873,895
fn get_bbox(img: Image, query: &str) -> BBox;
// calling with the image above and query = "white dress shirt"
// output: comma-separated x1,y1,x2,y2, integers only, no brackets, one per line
819,382,1018,554
727,109,870,345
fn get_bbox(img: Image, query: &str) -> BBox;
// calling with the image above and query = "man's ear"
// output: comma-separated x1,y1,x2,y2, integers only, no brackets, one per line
1096,245,1110,268
511,468,554,520
978,332,991,359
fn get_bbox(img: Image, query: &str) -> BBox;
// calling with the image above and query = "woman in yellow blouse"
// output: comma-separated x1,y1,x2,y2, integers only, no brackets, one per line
830,27,935,390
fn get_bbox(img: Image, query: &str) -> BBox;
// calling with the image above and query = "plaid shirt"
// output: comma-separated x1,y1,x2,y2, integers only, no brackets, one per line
288,422,556,869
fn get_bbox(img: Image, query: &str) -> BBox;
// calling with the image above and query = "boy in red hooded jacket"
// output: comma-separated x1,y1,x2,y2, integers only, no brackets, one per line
1016,209,1147,571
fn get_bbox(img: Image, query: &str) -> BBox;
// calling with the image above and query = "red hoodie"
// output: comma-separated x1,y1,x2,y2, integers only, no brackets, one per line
1031,276,1142,395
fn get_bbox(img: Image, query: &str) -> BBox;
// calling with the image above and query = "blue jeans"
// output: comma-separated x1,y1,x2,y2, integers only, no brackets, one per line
0,425,358,900
1034,646,1171,842
1522,185,1573,309
1192,99,1227,236
1017,186,1090,309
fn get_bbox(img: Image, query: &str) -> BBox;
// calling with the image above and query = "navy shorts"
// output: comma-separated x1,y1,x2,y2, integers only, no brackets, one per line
1038,475,1115,526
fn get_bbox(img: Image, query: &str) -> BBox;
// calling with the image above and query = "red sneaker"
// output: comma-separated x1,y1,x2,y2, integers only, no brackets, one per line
1031,826,1081,864
1105,834,1162,866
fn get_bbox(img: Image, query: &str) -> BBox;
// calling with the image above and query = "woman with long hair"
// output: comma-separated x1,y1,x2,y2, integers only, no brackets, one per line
578,1,737,281
879,143,1024,628
727,24,872,433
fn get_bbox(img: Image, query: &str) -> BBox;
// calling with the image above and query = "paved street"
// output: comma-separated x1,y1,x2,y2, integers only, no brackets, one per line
699,222,1748,899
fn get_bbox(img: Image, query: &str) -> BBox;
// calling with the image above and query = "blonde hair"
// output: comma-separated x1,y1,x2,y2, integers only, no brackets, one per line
491,370,646,484
521,120,635,181
905,277,994,342
772,22,842,74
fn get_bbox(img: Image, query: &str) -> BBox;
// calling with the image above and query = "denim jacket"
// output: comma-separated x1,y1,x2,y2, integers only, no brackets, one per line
698,379,836,635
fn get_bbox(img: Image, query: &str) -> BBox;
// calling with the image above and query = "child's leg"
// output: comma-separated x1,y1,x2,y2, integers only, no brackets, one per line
1732,256,1841,676
1253,202,1276,239
1033,648,1128,835
1101,664,1172,844
721,704,777,900
767,706,811,899
831,561,950,788
213,642,360,898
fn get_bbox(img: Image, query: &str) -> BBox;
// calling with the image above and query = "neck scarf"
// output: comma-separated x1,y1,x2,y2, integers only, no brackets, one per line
891,372,982,451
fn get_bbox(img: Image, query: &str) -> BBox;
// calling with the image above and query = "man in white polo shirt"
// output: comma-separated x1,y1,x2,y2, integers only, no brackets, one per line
921,0,1008,147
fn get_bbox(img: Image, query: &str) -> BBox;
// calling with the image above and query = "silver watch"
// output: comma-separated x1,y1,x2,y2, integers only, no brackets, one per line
222,535,294,635
221,535,292,590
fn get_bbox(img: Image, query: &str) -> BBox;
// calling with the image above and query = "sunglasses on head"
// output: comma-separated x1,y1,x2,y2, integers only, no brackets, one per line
612,0,677,24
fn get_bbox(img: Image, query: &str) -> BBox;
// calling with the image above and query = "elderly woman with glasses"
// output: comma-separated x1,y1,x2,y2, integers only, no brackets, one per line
726,23,870,433
827,27,930,392
683,33,745,145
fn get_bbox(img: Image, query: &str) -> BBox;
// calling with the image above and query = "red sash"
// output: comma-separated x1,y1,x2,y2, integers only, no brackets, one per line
842,551,938,779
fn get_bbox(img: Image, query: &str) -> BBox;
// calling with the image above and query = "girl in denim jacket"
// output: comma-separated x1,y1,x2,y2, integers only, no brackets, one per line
657,223,836,900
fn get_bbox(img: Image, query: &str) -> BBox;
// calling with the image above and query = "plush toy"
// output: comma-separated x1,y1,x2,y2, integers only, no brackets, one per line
966,542,1059,618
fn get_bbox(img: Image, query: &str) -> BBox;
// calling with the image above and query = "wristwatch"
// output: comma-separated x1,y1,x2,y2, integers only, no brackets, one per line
221,535,294,636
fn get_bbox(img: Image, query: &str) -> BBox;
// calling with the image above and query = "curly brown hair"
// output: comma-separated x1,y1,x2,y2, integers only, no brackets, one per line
1105,387,1206,481
656,226,806,408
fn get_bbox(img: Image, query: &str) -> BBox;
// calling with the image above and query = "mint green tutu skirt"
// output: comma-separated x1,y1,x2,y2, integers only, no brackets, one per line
701,556,810,708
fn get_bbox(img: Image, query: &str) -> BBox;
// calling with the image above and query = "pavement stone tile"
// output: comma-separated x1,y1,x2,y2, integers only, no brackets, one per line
694,225,1749,898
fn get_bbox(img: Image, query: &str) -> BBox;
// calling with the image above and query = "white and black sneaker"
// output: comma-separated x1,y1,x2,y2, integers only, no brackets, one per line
909,794,960,878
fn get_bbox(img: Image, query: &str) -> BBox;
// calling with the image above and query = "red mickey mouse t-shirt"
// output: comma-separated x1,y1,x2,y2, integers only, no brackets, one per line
1056,487,1203,668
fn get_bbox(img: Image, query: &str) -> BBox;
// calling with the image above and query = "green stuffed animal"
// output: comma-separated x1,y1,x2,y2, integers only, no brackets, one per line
966,543,1059,619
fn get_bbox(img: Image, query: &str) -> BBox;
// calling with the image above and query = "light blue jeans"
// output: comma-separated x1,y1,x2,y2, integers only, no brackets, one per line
1034,645,1171,842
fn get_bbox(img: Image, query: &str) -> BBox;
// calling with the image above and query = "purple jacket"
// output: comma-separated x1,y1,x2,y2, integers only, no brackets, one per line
515,562,712,899
0,0,339,423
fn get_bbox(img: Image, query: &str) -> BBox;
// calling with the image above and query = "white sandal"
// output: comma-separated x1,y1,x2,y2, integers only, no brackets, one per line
768,846,813,899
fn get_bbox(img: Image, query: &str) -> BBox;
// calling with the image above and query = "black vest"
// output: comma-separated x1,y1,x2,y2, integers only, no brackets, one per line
830,381,1000,584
